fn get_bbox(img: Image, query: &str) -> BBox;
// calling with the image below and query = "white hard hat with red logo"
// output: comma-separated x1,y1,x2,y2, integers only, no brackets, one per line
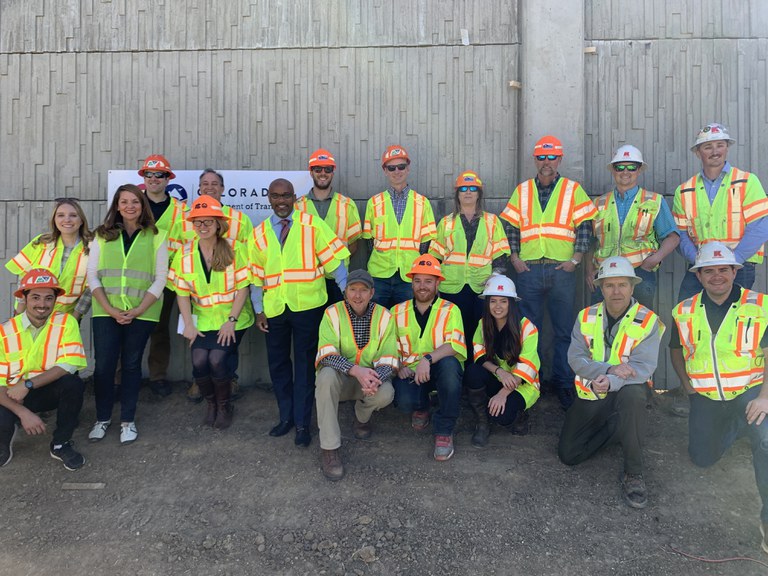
595,256,642,285
607,145,645,169
689,242,743,271
14,268,66,298
690,123,736,152
480,274,520,300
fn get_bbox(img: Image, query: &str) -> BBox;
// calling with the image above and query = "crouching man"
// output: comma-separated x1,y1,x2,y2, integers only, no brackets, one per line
315,270,398,480
0,269,87,470
559,256,664,508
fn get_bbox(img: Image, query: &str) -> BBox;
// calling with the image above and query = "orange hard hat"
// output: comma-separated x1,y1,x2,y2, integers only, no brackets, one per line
455,171,483,188
308,148,337,168
186,195,229,220
14,268,65,299
138,154,176,179
533,136,563,157
406,254,445,281
381,145,410,167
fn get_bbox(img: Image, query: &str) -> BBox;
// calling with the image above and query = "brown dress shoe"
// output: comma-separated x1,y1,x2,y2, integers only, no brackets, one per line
353,417,372,440
321,448,344,481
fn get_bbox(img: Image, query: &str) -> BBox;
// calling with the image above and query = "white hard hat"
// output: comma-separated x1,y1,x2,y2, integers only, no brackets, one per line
690,123,736,151
480,274,520,300
607,145,645,170
595,256,642,285
689,242,742,271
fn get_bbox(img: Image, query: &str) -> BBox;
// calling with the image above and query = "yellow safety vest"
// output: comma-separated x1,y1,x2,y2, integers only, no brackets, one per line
673,168,768,264
593,189,663,267
391,298,467,367
295,193,362,246
471,318,540,409
250,211,350,318
0,312,86,387
92,230,167,322
672,288,768,400
574,302,664,401
6,235,89,314
169,205,254,253
155,197,188,260
315,302,399,371
500,178,597,261
169,238,254,332
429,212,510,294
362,190,437,281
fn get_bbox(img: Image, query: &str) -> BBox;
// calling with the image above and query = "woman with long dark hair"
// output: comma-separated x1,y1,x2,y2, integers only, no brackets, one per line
86,184,168,445
170,195,253,429
6,198,93,319
466,275,540,447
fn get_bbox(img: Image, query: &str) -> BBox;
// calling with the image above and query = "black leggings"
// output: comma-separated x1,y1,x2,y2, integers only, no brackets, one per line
466,362,527,427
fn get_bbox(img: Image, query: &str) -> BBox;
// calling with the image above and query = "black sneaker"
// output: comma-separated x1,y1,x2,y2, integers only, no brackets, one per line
149,379,172,397
50,441,86,471
0,424,18,467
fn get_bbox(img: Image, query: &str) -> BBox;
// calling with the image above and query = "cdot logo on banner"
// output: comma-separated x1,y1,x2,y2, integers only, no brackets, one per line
107,170,314,226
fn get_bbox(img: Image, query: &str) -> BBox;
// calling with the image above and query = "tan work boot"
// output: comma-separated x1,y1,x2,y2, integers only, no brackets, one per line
321,448,344,481
186,382,203,403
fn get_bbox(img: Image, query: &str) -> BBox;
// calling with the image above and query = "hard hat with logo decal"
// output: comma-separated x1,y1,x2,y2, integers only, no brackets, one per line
14,268,66,298
480,274,520,300
308,148,336,168
533,135,563,157
406,254,445,281
594,256,642,286
690,123,736,152
454,171,483,189
381,145,410,167
689,241,743,271
607,145,645,170
186,195,229,220
138,154,176,179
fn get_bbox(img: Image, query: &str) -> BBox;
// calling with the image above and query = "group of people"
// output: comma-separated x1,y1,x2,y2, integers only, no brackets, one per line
2,122,768,553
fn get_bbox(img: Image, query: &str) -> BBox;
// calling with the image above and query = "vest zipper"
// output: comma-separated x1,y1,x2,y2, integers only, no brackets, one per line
709,331,726,401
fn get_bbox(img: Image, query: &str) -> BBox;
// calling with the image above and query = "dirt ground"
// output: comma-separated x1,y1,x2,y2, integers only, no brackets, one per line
2,381,768,576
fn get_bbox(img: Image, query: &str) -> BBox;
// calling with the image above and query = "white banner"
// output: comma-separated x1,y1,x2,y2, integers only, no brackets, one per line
107,170,314,226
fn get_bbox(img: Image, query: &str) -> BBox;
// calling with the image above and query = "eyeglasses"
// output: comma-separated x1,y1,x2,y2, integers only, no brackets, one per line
311,166,334,174
143,171,169,179
535,155,559,161
385,164,409,172
613,164,640,172
458,186,480,192
192,219,216,228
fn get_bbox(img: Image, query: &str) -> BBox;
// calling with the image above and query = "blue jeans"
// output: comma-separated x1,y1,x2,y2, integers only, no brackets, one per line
92,316,156,422
591,266,657,311
264,305,324,427
393,356,463,435
688,386,768,522
513,263,576,389
677,262,755,302
372,273,414,309
440,285,483,365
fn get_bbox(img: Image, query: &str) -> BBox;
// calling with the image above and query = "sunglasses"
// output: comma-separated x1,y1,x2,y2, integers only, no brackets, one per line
535,155,559,161
613,164,640,172
143,171,169,179
458,186,480,192
311,166,334,174
192,219,217,228
385,164,409,172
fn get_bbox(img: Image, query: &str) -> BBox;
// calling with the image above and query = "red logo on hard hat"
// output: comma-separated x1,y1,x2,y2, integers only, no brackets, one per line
623,151,630,157
714,250,722,257
711,126,721,133
609,262,617,268
497,285,504,290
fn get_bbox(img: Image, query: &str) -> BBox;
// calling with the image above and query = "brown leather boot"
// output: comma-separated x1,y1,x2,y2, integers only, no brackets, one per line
196,377,216,427
468,387,490,448
213,377,234,429
321,448,344,481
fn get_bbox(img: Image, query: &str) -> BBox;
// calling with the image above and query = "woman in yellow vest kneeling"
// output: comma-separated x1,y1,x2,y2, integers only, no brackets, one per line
466,275,540,447
170,196,254,430
87,184,168,445
6,197,94,320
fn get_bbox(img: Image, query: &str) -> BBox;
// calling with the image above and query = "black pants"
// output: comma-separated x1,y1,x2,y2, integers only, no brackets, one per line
0,373,85,444
465,362,526,427
558,384,646,474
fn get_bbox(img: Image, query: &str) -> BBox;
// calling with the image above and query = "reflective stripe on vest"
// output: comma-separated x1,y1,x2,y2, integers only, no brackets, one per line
392,298,466,366
673,288,767,400
296,194,362,245
593,189,662,267
574,302,662,401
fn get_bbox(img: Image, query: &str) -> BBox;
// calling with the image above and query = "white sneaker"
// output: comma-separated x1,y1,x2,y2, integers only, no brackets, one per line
88,421,111,442
120,422,138,445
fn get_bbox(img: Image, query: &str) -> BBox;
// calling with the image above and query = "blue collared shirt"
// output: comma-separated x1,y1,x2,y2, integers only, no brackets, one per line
612,186,678,241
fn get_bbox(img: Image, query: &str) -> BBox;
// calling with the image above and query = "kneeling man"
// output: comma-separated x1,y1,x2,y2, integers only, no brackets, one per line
0,269,87,470
559,256,664,508
315,270,398,480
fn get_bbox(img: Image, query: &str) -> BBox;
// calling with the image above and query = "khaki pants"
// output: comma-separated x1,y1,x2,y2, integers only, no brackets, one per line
315,366,394,450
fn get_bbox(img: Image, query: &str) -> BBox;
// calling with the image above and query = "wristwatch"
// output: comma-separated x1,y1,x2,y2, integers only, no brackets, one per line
228,316,238,323
24,379,34,390
423,354,433,365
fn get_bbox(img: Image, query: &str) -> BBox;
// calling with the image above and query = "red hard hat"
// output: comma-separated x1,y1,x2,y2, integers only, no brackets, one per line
14,268,65,299
138,154,176,179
